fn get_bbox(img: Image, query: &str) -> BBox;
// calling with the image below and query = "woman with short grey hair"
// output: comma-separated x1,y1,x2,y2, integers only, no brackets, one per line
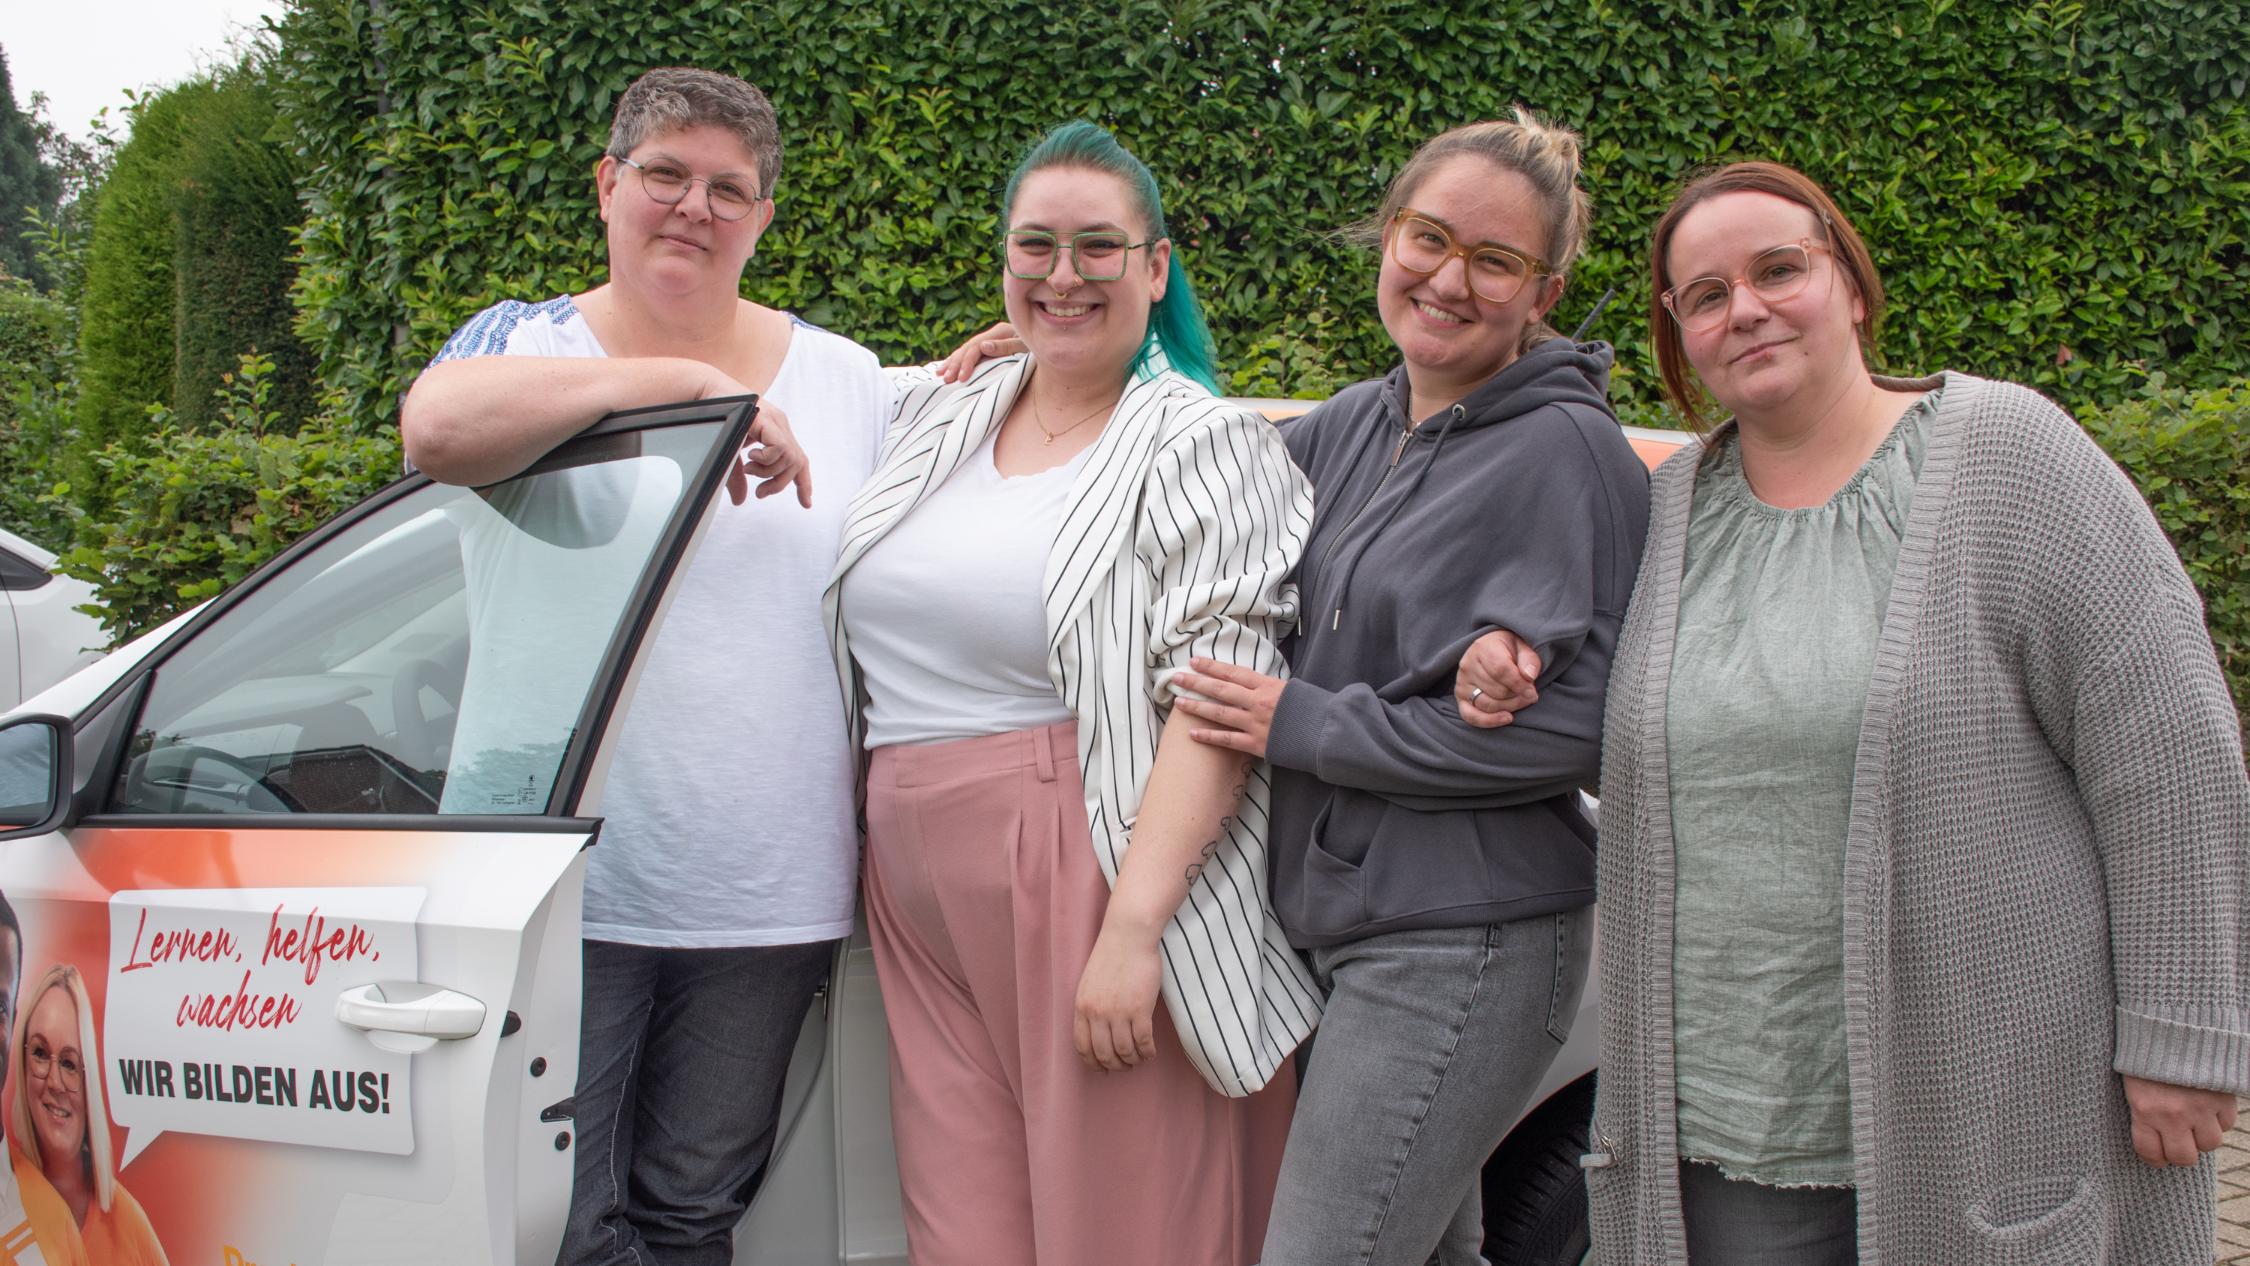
402,67,894,1266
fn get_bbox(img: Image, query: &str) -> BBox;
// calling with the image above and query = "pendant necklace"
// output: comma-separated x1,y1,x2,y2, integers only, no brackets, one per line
1031,388,1115,446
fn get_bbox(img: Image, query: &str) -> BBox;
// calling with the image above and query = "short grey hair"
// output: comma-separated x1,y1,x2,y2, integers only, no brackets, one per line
606,67,782,198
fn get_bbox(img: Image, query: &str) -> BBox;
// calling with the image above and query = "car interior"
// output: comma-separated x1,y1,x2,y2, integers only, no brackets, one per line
112,502,473,816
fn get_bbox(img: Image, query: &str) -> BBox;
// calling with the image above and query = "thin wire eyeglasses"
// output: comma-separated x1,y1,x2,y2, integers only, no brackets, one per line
1003,230,1159,282
617,157,762,222
1387,209,1554,304
1661,241,1832,333
27,1042,83,1090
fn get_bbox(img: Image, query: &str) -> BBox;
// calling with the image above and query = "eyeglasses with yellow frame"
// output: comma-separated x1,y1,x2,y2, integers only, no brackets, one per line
1387,208,1554,304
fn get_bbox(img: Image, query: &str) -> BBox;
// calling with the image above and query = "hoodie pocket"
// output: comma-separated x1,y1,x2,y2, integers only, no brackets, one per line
1301,798,1369,932
1965,1174,2103,1266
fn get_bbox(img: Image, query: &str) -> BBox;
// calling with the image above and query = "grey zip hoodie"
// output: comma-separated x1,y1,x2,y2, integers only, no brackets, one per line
1266,339,1650,947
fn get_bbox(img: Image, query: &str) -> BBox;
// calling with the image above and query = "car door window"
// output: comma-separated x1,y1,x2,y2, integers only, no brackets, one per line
108,422,731,817
0,543,50,589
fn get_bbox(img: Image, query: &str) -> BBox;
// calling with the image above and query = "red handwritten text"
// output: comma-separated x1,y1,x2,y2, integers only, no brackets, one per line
261,905,379,987
175,969,303,1031
120,907,241,973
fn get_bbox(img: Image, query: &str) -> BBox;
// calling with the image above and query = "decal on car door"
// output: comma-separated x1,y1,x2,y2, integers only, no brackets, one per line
2,824,587,1266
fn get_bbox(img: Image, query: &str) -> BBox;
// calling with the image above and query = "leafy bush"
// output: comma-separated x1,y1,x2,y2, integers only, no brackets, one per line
47,352,399,642
3,153,109,545
0,50,64,289
276,0,2247,430
0,277,72,542
2079,378,2250,734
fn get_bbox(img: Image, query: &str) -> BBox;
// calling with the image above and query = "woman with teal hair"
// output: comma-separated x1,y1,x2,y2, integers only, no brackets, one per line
823,121,1321,1263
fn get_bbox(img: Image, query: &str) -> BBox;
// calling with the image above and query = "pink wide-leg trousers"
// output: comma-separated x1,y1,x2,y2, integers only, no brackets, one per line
864,722,1294,1266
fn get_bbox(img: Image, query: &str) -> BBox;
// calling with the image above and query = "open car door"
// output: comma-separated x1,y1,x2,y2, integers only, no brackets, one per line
0,399,755,1266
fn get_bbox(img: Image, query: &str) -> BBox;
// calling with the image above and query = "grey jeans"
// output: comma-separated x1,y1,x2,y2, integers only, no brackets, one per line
557,939,835,1266
1679,1161,1859,1265
1259,909,1593,1266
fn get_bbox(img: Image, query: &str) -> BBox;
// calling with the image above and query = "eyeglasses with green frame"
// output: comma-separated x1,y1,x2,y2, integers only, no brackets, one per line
617,156,763,222
1003,230,1159,282
1387,208,1554,304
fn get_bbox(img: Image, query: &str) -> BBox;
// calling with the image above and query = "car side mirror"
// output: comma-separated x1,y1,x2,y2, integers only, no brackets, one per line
0,715,72,840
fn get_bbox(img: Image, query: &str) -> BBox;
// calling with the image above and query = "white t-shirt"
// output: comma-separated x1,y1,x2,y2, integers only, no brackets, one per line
841,430,1085,747
430,297,893,946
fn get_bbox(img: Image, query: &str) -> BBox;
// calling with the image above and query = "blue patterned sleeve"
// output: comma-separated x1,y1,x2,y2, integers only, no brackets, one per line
428,300,535,366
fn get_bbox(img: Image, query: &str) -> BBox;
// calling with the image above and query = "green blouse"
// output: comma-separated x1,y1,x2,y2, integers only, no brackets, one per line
1665,388,1938,1187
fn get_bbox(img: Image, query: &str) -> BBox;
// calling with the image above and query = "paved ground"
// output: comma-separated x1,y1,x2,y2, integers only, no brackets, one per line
2216,1099,2250,1264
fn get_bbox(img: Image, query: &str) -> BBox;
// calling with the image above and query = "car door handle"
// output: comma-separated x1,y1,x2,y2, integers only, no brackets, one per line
335,982,487,1040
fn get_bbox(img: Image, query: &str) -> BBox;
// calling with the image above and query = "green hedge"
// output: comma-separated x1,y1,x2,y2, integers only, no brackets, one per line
276,0,2247,430
73,81,209,458
2080,379,2250,735
72,67,315,478
170,66,317,431
46,0,2250,661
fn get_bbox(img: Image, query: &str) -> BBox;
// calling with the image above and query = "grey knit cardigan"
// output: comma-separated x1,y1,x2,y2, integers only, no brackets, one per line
1589,372,2250,1264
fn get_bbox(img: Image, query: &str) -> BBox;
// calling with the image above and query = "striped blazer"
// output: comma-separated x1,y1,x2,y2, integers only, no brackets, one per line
823,355,1323,1096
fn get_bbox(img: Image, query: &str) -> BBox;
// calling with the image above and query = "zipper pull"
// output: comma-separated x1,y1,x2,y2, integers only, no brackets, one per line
1580,1121,1619,1169
1390,427,1411,465
1331,608,1341,630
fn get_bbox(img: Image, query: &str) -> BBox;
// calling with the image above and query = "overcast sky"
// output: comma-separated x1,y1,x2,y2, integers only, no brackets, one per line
4,0,287,142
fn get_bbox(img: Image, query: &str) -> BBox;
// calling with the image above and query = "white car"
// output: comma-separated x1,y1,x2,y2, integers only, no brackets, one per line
0,526,105,711
0,398,1687,1266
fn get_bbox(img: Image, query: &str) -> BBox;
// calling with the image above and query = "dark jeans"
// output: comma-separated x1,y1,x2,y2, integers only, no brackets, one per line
1680,1161,1859,1265
557,938,835,1266
1259,910,1593,1266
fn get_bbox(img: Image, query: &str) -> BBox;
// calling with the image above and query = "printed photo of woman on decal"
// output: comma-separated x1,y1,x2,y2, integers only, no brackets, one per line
11,965,166,1266
0,893,87,1266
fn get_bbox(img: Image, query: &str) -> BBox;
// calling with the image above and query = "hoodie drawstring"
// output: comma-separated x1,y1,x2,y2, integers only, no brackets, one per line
1327,402,1466,630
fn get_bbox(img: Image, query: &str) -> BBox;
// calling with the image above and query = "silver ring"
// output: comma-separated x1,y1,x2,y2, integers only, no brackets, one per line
1469,687,1484,704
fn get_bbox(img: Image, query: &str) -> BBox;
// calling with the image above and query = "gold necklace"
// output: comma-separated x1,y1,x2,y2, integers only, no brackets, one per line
1030,390,1115,446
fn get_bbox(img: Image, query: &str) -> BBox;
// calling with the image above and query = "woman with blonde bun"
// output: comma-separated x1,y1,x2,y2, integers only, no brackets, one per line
1173,110,1649,1266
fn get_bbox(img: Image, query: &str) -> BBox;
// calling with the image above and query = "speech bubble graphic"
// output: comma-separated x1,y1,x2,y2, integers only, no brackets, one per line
104,887,425,1168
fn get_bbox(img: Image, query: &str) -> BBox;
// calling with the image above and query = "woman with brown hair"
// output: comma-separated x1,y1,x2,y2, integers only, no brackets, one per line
1464,160,2248,1263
